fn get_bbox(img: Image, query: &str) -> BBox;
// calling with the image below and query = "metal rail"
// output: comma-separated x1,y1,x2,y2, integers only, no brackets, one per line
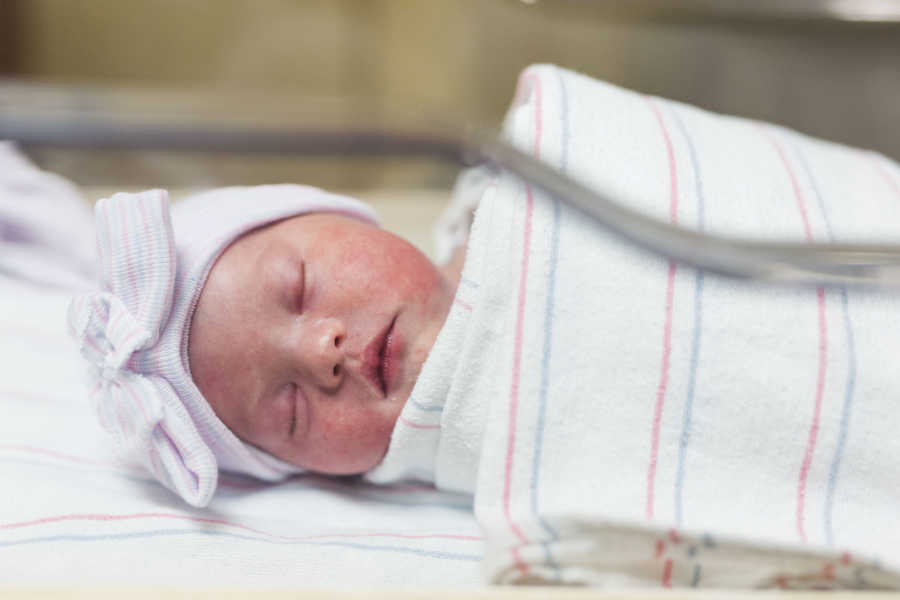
2,93,900,288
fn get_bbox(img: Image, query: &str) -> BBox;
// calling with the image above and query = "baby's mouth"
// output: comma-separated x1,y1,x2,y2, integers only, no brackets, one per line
377,317,398,395
363,316,397,397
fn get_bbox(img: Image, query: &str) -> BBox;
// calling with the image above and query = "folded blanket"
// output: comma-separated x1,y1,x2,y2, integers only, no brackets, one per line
0,142,95,289
372,64,900,588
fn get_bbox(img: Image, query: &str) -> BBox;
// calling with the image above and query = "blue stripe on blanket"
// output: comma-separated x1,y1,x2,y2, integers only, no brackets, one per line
792,142,858,548
529,67,569,580
0,529,482,561
669,106,706,529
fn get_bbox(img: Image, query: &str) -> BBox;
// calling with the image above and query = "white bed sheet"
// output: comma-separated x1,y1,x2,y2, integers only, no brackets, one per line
0,220,483,587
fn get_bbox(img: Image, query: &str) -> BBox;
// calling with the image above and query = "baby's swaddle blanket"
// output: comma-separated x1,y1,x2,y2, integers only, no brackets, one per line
372,64,900,588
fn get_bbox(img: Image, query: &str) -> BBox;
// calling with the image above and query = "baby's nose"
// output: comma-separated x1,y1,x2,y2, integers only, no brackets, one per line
301,318,346,390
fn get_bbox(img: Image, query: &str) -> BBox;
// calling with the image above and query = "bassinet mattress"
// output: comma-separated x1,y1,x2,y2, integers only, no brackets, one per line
0,272,483,586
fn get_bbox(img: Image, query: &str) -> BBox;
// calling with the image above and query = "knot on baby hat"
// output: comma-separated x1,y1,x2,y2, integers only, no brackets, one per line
68,186,378,506
68,191,218,506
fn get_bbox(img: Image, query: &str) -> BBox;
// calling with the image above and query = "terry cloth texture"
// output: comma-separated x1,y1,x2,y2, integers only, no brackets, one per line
0,142,95,290
370,64,900,588
68,185,377,507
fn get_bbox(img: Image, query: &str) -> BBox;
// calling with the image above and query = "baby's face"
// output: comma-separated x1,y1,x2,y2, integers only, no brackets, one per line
188,213,454,475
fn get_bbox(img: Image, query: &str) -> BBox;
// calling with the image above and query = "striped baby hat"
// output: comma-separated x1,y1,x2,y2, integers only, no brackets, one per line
67,185,377,506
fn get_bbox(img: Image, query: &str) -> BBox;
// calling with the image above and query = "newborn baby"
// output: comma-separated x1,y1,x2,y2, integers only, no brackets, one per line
68,184,463,506
188,211,457,476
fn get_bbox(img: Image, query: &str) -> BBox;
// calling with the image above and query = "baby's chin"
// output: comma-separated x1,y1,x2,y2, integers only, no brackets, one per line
306,434,394,477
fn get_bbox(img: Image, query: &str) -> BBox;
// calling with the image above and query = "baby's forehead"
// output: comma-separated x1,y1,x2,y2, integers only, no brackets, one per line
210,212,353,292
237,211,361,248
214,214,307,274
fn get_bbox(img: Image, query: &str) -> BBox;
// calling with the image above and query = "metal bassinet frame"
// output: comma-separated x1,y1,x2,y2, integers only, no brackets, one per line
2,84,899,288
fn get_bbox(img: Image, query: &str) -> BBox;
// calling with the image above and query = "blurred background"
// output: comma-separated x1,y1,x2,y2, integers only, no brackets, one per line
1,0,898,250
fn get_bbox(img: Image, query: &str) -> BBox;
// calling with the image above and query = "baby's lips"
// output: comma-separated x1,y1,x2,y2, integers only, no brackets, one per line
362,317,394,397
380,319,405,396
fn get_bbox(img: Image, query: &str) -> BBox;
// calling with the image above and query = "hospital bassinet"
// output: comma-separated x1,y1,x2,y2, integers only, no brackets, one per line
2,56,900,598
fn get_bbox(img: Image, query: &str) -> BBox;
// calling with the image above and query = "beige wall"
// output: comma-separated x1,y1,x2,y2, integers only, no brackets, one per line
5,0,899,183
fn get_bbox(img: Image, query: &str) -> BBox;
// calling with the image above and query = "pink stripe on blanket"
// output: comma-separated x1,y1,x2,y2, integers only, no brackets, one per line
645,98,680,520
766,131,815,240
0,443,274,491
502,70,544,576
453,297,473,312
0,444,130,469
763,128,829,544
503,184,536,575
399,417,441,430
514,72,544,158
0,512,483,541
796,287,828,543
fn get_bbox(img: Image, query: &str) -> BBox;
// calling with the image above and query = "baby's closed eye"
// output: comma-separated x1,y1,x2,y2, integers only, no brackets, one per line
272,254,305,313
265,382,300,439
288,383,298,436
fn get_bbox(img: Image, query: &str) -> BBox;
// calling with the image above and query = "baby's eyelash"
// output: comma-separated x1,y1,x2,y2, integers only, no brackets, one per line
296,260,307,313
282,258,306,313
288,383,298,436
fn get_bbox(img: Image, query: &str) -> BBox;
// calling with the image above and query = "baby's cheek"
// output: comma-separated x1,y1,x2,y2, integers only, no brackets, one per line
316,403,395,471
351,244,442,301
388,249,446,299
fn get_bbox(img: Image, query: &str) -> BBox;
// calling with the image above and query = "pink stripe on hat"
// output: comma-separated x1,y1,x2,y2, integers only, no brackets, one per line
68,185,377,506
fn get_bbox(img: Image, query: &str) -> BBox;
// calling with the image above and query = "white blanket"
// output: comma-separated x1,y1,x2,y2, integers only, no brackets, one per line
372,64,900,588
0,143,95,290
0,144,483,587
